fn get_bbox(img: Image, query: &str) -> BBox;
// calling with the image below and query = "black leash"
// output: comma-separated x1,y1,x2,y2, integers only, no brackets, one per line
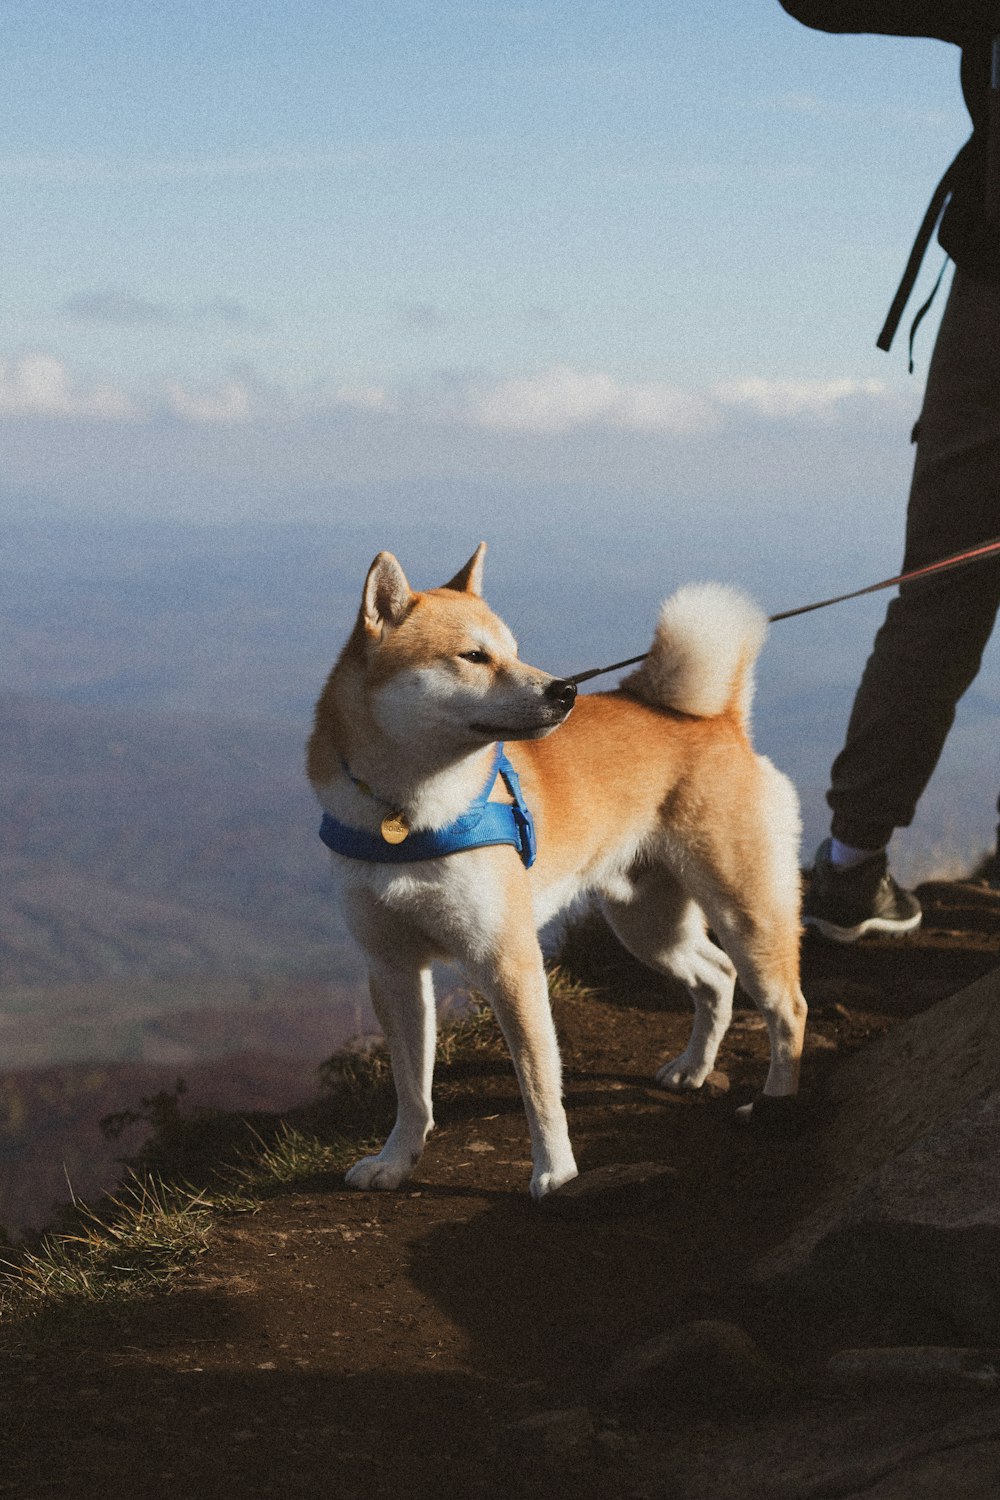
566,534,1000,687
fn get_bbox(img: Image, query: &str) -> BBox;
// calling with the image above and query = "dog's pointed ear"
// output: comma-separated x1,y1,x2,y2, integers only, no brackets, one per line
443,542,486,596
362,552,413,636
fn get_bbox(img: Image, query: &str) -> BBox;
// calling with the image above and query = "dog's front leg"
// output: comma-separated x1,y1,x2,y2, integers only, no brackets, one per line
468,937,578,1200
344,961,437,1192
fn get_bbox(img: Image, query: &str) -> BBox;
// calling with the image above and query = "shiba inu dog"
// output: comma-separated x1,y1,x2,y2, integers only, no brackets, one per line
308,544,806,1199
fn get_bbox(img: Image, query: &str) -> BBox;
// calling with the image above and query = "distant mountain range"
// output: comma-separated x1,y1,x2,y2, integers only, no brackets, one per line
0,690,356,990
0,687,374,1235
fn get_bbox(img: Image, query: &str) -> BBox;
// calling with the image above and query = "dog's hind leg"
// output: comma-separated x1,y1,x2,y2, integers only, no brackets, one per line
701,908,806,1100
600,876,737,1090
691,762,807,1101
654,930,738,1091
344,960,437,1192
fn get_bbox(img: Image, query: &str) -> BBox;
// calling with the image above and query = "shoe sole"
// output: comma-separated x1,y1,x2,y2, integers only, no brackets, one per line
803,910,922,944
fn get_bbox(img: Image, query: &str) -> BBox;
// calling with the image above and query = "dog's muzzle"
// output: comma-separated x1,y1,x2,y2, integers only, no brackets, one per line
545,678,578,714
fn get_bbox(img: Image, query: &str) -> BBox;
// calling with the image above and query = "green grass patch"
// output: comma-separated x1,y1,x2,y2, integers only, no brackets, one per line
227,1122,380,1199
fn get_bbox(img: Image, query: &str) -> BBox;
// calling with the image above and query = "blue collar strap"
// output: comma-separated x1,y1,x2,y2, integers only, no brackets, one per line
318,743,536,868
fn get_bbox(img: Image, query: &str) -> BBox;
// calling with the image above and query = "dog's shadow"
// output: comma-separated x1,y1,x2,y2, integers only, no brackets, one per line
404,1192,644,1389
399,1174,770,1402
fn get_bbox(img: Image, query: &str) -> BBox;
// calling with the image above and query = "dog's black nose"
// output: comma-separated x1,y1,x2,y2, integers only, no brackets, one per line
545,678,577,711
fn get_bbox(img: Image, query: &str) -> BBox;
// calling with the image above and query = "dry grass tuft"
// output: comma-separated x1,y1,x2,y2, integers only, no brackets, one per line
435,995,504,1065
229,1122,379,1198
0,1175,212,1321
321,1040,393,1097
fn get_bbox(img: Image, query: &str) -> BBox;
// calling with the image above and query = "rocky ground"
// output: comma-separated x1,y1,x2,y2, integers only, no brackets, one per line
2,881,1000,1499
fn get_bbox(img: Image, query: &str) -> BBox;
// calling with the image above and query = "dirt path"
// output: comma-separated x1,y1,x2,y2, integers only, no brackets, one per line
3,884,1000,1499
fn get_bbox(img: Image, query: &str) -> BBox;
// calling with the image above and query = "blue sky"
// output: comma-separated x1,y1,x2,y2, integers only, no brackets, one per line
0,2,973,522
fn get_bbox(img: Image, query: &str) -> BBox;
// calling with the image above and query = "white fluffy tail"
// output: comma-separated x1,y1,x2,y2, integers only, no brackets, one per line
622,583,768,726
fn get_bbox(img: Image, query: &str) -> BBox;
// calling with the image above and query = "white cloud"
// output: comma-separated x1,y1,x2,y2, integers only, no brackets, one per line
0,353,135,420
161,379,254,425
0,350,901,439
421,367,895,434
457,366,718,435
713,375,889,420
0,352,255,427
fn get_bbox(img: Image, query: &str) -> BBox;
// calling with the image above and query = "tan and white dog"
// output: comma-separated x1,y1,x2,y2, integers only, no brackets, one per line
308,544,806,1199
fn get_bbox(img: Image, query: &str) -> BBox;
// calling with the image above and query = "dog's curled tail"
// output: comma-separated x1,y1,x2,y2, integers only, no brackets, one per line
621,583,768,728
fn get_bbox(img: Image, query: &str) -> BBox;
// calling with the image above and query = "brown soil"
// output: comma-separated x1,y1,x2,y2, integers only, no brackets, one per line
3,881,1000,1499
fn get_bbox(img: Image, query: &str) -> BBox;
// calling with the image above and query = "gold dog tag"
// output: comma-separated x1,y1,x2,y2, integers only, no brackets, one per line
380,812,410,845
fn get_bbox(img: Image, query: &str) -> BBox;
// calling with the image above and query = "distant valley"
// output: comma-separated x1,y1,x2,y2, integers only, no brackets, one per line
0,690,357,990
0,687,374,1234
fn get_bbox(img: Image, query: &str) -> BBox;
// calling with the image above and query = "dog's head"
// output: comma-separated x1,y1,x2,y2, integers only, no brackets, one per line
354,544,576,752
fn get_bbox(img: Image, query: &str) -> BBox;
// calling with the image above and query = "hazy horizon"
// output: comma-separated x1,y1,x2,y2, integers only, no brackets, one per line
5,502,999,889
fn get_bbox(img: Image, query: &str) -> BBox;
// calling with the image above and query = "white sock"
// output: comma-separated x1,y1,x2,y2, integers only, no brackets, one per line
830,838,883,871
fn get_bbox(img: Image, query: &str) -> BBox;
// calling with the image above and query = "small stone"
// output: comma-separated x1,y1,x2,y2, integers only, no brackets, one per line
808,1033,838,1051
607,1319,786,1407
539,1161,678,1219
702,1070,730,1097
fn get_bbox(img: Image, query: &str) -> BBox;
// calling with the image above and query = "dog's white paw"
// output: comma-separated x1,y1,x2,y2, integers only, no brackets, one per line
344,1152,414,1192
656,1051,713,1092
529,1159,578,1200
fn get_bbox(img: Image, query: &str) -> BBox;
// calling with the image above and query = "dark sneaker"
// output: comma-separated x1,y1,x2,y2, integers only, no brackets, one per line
803,839,922,943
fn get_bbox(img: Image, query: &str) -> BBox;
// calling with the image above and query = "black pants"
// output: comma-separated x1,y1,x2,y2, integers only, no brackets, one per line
828,269,1000,850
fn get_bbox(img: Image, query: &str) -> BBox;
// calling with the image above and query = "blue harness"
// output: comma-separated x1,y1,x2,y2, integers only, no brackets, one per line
318,743,537,868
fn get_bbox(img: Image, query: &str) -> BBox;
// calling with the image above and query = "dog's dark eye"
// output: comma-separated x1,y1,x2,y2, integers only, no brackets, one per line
459,649,491,665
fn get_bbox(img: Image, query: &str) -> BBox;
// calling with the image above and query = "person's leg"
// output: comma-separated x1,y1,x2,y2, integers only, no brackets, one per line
806,270,1000,938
